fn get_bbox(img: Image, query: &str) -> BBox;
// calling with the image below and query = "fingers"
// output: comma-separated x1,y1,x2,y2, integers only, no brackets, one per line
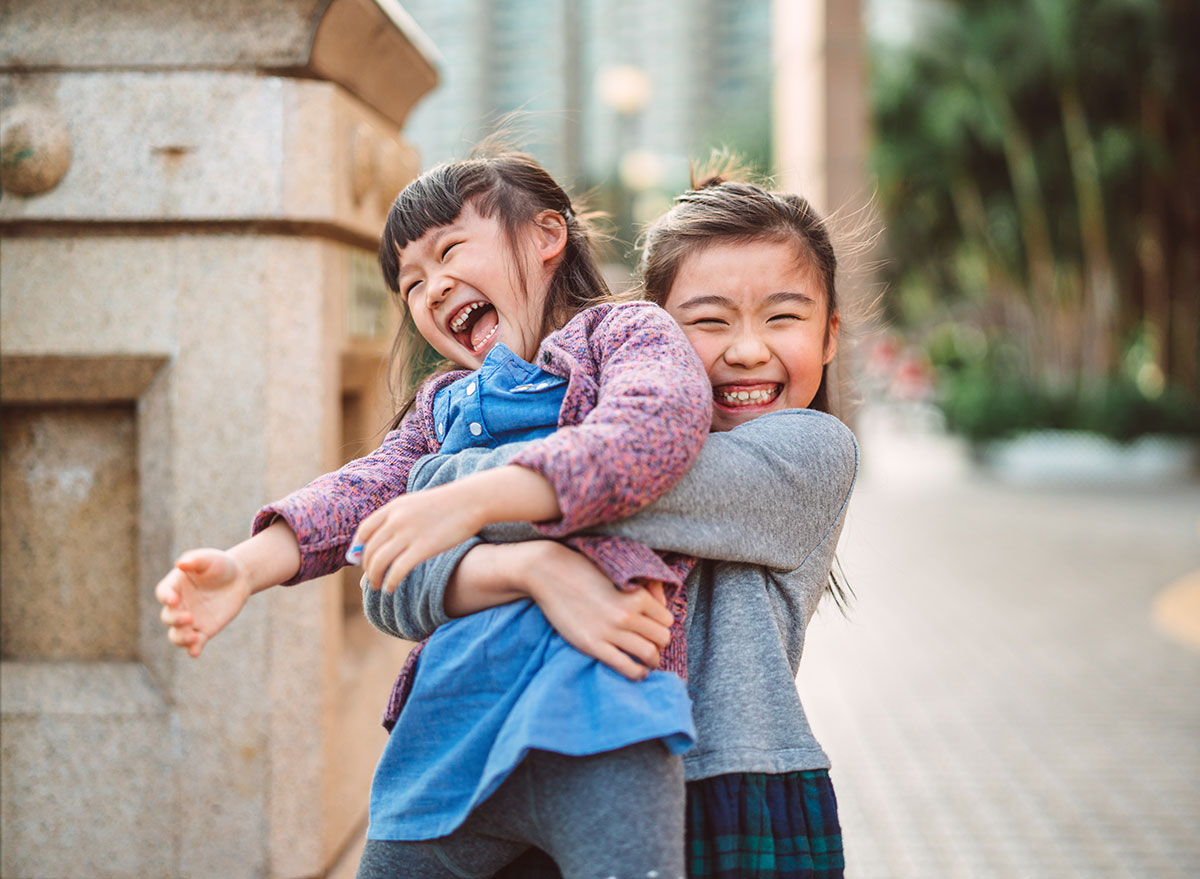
362,528,433,594
628,609,671,652
160,603,193,628
175,550,213,575
593,643,651,681
155,574,180,608
628,587,674,631
167,624,205,658
166,625,195,648
381,554,418,594
348,507,384,564
363,535,408,594
648,600,674,629
166,621,204,657
610,628,662,670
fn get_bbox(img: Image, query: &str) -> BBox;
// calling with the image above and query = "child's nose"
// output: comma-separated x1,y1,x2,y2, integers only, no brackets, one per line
427,276,453,307
724,331,771,367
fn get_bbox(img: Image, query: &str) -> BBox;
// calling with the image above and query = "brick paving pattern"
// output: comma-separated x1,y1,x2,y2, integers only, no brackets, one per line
799,422,1200,878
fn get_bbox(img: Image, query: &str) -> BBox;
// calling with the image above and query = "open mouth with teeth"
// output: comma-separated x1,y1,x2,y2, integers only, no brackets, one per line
448,301,500,354
714,382,783,409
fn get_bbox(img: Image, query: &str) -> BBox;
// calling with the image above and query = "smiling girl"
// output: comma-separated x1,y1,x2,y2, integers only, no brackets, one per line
156,150,714,879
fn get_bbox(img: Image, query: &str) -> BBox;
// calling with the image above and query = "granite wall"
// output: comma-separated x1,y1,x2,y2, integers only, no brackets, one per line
0,2,437,876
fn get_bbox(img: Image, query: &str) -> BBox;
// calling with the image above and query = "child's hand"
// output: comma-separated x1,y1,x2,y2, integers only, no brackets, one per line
351,481,487,594
155,549,252,658
518,542,674,681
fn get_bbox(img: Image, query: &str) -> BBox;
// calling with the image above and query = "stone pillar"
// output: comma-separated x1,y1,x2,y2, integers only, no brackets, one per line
0,3,437,877
772,0,872,416
772,0,869,218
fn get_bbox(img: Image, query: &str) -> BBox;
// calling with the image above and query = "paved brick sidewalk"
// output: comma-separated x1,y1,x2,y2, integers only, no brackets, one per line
799,420,1200,878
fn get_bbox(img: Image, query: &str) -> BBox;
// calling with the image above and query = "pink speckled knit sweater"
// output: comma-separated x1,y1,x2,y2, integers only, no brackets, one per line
253,301,712,721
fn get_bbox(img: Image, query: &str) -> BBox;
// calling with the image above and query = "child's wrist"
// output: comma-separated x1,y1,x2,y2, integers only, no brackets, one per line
445,543,534,617
465,465,561,528
230,520,300,594
493,542,538,600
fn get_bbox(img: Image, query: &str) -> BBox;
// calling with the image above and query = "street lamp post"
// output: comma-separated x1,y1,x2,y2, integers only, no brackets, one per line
597,64,652,252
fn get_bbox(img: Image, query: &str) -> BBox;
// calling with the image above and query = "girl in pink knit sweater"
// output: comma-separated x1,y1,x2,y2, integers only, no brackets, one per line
157,150,712,879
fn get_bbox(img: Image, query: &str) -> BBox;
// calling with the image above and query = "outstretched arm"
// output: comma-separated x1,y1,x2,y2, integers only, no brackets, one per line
156,371,459,657
251,370,460,584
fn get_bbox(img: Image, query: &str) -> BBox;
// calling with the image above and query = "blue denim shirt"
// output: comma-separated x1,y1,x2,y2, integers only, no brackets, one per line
368,343,695,840
432,343,568,451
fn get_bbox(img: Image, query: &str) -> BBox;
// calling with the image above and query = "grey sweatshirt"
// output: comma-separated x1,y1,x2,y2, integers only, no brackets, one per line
363,409,859,781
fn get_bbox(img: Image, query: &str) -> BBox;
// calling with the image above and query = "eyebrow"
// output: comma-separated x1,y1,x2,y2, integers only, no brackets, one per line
398,225,458,282
674,290,817,310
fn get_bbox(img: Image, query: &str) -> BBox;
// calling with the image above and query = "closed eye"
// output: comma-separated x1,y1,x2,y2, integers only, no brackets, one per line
688,316,728,327
768,313,803,323
403,279,422,300
440,242,460,260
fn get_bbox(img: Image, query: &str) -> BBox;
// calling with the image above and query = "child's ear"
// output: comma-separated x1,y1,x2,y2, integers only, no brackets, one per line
823,311,840,364
531,209,569,265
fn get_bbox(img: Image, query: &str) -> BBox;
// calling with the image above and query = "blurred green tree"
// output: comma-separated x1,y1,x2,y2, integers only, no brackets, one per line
871,0,1199,435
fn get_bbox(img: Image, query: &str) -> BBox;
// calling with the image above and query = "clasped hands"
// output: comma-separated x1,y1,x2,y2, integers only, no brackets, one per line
353,474,676,679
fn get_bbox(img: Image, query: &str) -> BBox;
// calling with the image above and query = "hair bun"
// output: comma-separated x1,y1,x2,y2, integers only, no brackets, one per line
688,150,757,189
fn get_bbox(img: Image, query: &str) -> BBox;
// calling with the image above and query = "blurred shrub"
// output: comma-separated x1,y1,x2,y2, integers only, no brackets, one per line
932,329,1200,443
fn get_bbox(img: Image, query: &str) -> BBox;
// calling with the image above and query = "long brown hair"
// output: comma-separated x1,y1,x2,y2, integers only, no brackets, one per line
379,149,609,429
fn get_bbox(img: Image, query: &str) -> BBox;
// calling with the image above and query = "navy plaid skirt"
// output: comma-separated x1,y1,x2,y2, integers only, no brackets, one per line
687,770,843,879
493,769,843,879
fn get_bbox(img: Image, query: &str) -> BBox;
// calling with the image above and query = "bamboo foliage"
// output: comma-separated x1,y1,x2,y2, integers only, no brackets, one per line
871,0,1199,408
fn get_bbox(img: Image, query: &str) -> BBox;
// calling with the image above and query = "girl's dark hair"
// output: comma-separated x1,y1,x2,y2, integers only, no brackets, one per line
638,175,840,415
639,169,853,610
378,149,609,427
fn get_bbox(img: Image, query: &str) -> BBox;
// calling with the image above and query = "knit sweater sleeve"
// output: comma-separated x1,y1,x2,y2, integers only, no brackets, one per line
510,302,713,535
250,371,462,585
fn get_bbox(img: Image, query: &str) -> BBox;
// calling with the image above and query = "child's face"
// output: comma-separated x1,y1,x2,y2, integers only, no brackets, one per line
664,238,838,432
396,201,555,368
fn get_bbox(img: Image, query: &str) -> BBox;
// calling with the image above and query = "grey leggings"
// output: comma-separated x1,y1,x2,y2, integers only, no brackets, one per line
357,741,685,879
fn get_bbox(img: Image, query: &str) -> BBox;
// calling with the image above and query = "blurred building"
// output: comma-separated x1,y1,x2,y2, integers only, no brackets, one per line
399,0,773,194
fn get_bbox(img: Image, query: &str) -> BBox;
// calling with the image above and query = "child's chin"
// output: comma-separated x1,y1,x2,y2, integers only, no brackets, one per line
712,403,775,430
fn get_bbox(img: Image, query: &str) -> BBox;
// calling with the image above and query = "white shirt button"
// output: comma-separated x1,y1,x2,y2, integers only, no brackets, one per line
469,422,483,436
466,381,477,396
436,422,445,436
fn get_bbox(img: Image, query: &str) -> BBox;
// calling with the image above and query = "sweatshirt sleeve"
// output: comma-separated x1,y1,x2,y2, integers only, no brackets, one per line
410,409,858,571
594,409,858,571
250,372,460,585
510,302,713,535
362,537,482,640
